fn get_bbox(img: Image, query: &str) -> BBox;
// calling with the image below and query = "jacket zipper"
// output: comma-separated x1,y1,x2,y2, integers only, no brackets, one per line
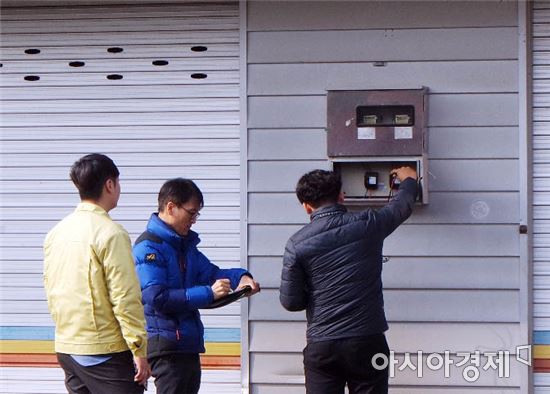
176,243,186,342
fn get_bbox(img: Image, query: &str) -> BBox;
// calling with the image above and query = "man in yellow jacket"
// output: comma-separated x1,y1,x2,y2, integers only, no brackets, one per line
43,153,151,393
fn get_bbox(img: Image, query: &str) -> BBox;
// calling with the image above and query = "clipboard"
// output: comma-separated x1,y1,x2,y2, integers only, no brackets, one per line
203,285,252,309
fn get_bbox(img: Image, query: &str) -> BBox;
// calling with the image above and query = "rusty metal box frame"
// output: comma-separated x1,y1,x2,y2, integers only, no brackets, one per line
327,88,428,205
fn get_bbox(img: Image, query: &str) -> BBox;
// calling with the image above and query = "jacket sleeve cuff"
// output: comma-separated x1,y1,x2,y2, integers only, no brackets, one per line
399,177,418,198
230,269,250,289
131,340,148,358
186,285,214,309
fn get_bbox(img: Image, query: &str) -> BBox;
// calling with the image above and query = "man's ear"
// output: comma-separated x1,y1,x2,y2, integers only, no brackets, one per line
338,191,345,204
104,178,115,194
165,201,175,215
302,202,315,215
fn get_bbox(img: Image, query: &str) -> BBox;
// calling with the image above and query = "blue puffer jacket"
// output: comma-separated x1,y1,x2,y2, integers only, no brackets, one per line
133,213,249,358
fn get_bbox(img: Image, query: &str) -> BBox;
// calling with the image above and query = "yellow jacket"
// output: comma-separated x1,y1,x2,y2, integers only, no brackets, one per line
44,202,147,357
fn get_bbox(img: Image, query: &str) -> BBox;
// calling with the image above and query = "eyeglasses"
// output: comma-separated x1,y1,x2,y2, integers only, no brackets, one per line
181,206,201,220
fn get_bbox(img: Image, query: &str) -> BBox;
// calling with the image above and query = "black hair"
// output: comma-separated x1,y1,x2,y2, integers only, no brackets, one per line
69,153,120,201
295,169,342,208
158,178,204,212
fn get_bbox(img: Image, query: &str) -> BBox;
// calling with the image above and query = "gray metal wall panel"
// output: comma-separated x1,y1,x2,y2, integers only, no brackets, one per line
250,257,520,290
248,28,517,63
247,1,517,31
248,129,327,161
427,160,519,192
250,289,519,322
249,160,519,192
251,387,305,394
250,322,521,353
249,192,520,225
248,127,519,160
250,353,522,386
248,94,518,129
248,161,330,192
248,61,518,96
252,387,520,394
246,1,522,391
248,224,519,257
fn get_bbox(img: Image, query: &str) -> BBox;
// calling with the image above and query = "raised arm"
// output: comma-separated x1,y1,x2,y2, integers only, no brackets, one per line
373,166,418,238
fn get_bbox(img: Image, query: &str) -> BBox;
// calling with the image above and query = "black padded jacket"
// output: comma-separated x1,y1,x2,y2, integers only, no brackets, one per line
280,178,418,343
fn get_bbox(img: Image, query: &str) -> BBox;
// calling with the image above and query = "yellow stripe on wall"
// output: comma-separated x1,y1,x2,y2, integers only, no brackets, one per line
204,342,240,356
535,345,550,359
0,341,240,356
0,341,54,354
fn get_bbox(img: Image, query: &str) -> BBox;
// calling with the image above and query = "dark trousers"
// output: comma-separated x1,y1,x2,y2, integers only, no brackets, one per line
57,351,144,394
303,334,390,394
150,353,201,394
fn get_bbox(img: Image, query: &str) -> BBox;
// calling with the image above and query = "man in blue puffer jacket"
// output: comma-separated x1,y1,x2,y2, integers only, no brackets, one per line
134,178,259,394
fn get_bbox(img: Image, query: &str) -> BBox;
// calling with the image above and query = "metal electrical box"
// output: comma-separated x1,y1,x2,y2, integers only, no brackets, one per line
327,88,428,205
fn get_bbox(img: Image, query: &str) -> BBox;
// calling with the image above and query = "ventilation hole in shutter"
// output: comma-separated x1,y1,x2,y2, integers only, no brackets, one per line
152,60,169,66
69,61,85,67
191,73,207,79
24,75,40,81
0,64,3,68
25,49,41,55
191,46,208,52
373,61,387,67
107,47,124,53
106,74,123,80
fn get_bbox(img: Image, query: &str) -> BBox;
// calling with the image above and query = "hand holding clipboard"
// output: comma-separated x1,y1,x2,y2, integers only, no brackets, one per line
204,275,261,309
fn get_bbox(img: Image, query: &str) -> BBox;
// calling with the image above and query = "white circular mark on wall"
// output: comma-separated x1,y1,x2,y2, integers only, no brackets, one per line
470,200,490,219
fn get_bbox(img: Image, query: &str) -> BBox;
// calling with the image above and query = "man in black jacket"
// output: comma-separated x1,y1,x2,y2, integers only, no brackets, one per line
280,167,418,394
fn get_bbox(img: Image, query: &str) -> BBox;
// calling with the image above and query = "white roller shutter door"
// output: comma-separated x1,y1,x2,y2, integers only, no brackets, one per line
534,1,550,391
0,2,241,393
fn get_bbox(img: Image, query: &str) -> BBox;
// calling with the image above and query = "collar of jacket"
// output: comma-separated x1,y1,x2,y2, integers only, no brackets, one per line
146,213,200,250
310,203,347,221
75,201,109,216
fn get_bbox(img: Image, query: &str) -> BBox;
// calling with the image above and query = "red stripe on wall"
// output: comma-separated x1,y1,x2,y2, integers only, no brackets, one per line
534,358,550,372
0,354,240,370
